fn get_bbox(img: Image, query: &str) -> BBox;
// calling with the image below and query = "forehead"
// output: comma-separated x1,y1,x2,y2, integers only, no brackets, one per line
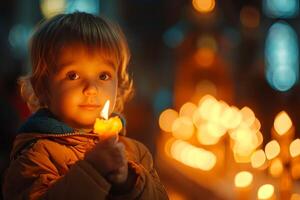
57,43,117,69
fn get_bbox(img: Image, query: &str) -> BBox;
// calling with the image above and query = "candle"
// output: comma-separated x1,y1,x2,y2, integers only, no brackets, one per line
93,100,123,140
93,100,124,183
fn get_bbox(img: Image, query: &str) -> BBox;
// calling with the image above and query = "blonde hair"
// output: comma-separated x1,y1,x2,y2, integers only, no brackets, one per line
20,12,133,113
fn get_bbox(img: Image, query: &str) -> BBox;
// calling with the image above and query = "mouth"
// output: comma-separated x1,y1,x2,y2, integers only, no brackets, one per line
79,104,101,110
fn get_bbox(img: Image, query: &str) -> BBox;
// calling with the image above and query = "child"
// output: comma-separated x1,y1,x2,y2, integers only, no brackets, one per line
3,12,169,200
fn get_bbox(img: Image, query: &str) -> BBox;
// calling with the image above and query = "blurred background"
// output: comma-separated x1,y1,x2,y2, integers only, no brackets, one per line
1,0,300,199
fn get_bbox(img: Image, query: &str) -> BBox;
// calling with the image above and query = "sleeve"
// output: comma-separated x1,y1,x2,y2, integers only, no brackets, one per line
2,141,112,200
108,141,169,200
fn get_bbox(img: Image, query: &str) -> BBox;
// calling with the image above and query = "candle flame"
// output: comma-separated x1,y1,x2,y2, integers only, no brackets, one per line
100,100,110,120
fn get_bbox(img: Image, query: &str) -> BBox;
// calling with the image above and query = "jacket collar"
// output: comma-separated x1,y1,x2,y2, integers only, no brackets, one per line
18,108,74,134
18,109,126,135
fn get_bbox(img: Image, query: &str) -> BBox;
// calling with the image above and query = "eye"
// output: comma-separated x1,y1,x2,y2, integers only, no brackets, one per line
66,71,80,80
99,72,111,81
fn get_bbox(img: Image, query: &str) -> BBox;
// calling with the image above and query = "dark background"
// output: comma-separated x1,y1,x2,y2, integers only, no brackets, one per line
1,0,300,199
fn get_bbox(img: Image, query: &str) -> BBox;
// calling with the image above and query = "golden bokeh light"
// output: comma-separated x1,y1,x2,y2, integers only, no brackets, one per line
240,6,260,28
265,140,280,160
196,125,220,145
159,109,179,132
40,0,66,19
290,138,300,158
268,158,283,178
240,106,256,127
194,80,218,99
274,111,292,135
251,118,261,132
179,102,197,119
198,95,218,120
172,117,195,140
207,100,223,123
194,47,215,68
220,106,242,129
170,139,216,171
257,184,275,200
232,127,259,158
234,171,253,188
251,149,266,168
255,131,264,148
192,0,216,13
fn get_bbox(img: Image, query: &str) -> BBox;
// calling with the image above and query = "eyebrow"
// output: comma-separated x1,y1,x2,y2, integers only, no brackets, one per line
58,59,117,71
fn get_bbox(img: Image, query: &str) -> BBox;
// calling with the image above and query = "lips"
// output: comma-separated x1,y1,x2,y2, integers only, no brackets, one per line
79,104,101,110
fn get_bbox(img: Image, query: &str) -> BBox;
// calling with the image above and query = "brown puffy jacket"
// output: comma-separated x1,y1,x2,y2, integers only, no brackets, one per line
2,110,169,200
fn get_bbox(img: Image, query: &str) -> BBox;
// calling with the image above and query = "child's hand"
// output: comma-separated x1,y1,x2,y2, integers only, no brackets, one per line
85,136,128,184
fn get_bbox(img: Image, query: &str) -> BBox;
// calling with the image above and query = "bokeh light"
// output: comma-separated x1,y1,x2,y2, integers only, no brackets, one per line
40,0,66,18
192,0,216,13
289,138,300,157
257,184,275,200
273,111,292,135
172,117,195,140
251,149,266,168
265,21,299,91
159,109,179,133
268,158,283,177
179,102,197,119
265,140,280,160
65,0,99,14
234,171,253,188
170,139,217,171
240,6,260,28
194,47,215,68
263,0,299,18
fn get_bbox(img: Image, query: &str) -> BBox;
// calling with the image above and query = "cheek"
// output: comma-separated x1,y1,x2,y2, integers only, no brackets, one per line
49,84,81,112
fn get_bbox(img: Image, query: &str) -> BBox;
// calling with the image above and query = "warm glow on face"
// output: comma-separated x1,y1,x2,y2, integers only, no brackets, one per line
170,139,216,171
179,102,197,119
265,140,281,160
172,117,195,140
290,138,300,158
159,109,179,132
251,149,266,168
269,158,283,178
100,100,110,120
234,171,253,188
257,184,275,200
192,0,215,13
274,111,292,135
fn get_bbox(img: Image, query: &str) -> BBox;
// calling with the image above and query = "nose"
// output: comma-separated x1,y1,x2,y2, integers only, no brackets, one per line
83,80,98,96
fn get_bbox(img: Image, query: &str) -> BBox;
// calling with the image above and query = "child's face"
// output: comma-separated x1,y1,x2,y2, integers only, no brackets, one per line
47,44,118,130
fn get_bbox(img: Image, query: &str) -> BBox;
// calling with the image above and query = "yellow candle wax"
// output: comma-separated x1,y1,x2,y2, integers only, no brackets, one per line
93,116,123,138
